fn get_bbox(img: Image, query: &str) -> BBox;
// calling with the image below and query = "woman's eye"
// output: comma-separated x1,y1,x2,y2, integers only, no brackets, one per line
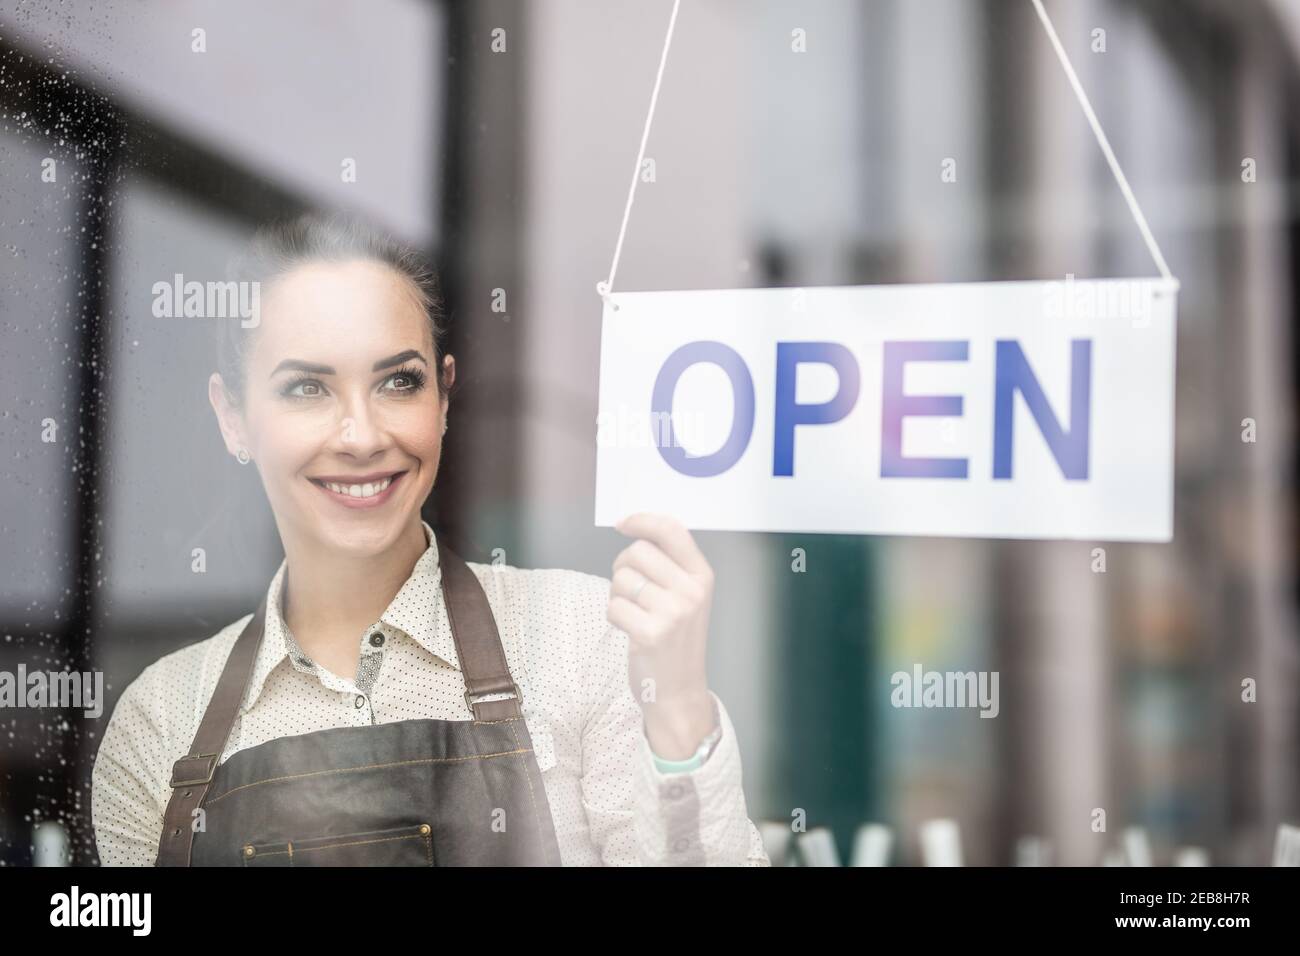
383,369,427,393
283,379,325,399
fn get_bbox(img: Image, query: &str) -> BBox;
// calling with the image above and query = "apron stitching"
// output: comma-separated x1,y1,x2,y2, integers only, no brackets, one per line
507,719,548,860
206,748,532,804
253,833,426,857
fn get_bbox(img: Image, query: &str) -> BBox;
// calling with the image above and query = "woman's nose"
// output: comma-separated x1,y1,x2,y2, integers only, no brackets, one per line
332,393,388,452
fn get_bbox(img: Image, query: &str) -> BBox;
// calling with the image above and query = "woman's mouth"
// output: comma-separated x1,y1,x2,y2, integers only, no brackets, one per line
308,471,407,509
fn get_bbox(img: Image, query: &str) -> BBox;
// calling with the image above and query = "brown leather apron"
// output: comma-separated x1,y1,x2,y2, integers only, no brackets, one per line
155,536,562,866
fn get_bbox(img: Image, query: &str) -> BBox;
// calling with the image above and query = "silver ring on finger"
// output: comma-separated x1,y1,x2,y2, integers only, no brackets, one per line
631,574,649,603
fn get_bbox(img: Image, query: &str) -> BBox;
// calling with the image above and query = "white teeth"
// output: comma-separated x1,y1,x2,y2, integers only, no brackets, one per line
321,476,393,498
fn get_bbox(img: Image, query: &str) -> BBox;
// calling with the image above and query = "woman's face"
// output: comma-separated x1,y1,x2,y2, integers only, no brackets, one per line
210,258,452,559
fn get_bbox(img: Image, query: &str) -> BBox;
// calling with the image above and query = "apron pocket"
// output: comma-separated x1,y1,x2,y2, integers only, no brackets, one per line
240,823,435,867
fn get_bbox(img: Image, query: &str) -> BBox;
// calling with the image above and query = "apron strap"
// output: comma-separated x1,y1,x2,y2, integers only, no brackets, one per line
156,596,267,867
435,535,524,722
155,530,518,866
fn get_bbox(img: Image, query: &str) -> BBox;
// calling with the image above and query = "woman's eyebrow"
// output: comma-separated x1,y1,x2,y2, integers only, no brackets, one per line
268,351,427,378
371,350,427,371
271,359,334,377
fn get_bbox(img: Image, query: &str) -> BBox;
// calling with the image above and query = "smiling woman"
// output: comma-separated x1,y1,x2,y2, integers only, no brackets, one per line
89,213,770,868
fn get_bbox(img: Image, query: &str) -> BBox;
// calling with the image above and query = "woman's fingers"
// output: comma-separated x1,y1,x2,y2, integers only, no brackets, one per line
610,565,667,610
606,591,656,640
614,512,711,578
612,537,691,592
608,513,716,724
608,513,715,655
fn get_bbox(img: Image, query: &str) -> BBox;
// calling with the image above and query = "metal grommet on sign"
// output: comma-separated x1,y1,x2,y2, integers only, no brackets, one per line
596,280,619,312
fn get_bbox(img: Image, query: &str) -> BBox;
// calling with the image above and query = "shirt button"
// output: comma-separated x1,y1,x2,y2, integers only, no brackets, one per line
354,695,366,708
666,784,685,800
672,838,691,853
369,632,385,648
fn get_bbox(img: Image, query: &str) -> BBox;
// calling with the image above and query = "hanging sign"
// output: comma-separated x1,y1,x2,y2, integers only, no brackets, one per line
594,277,1177,541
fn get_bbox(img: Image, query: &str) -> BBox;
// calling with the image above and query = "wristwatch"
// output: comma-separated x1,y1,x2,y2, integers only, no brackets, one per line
649,699,723,775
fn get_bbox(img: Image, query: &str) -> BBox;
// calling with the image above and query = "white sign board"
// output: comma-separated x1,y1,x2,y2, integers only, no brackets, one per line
594,278,1178,541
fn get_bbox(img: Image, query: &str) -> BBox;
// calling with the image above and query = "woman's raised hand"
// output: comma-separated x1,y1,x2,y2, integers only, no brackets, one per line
607,512,718,760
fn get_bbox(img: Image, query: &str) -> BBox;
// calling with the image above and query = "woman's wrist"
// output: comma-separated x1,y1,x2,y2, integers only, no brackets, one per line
649,723,722,774
642,689,718,762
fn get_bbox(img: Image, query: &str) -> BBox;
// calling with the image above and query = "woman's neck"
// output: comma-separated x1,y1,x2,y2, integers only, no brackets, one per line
278,519,429,676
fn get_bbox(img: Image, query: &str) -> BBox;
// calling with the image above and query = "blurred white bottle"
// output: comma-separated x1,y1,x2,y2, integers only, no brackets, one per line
32,821,69,867
1015,836,1052,866
849,823,893,867
797,827,842,867
920,818,963,866
1273,823,1300,866
1123,827,1153,867
1174,847,1210,866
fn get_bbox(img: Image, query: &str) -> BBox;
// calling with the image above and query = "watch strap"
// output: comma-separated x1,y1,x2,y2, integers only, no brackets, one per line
649,697,723,774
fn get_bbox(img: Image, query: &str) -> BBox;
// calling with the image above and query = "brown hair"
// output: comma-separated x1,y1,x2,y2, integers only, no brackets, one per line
216,213,451,407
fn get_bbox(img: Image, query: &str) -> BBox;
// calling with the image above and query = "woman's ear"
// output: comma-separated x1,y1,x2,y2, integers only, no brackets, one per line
441,353,456,397
208,372,248,458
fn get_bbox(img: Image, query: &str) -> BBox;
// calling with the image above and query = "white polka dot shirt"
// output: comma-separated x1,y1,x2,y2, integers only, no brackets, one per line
91,521,770,866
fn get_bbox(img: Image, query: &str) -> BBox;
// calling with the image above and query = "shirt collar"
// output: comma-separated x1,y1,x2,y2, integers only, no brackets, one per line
242,520,459,712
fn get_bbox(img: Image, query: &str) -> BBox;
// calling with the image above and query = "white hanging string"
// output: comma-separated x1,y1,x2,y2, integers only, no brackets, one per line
598,0,1174,304
1028,0,1173,280
597,0,682,310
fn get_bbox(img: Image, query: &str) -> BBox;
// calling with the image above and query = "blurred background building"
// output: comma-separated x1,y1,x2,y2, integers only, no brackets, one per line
0,0,1296,865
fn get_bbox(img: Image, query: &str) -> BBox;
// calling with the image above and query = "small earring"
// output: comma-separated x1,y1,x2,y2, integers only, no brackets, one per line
442,420,448,435
236,447,251,465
